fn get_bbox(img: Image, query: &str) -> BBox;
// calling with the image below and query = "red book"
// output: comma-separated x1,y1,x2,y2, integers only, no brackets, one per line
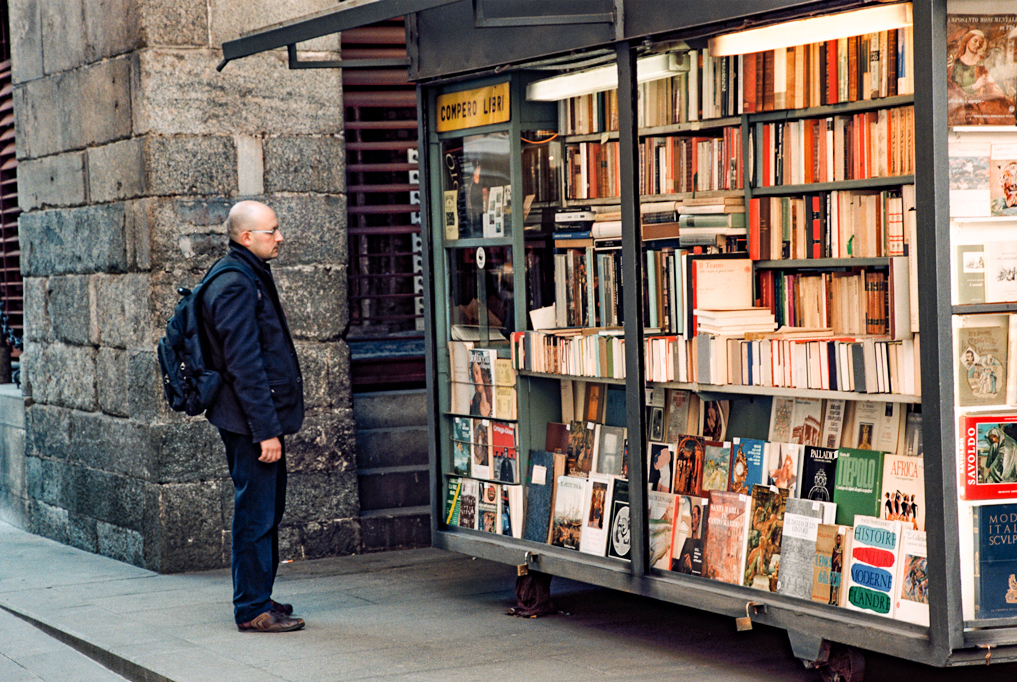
959,414,1017,500
742,52,758,114
762,123,772,187
847,36,859,102
810,194,822,259
762,50,775,111
826,39,838,105
803,120,814,185
749,197,761,261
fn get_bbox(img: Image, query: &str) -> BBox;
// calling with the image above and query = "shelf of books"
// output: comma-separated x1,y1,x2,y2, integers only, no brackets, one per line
421,0,1017,671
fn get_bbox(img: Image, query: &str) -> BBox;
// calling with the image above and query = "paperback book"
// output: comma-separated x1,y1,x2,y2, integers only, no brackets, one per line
728,438,767,495
973,501,1017,619
958,412,1017,500
743,484,789,591
607,479,632,561
551,475,588,550
701,440,733,492
894,528,929,626
956,314,1009,408
844,515,903,619
670,494,708,575
702,490,752,585
801,446,838,502
812,523,852,607
648,490,678,569
579,473,615,556
491,421,518,484
880,453,925,531
833,447,886,526
674,434,706,497
777,497,826,600
522,450,558,543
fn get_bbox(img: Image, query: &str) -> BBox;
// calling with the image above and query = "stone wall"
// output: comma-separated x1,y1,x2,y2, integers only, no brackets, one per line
7,0,360,571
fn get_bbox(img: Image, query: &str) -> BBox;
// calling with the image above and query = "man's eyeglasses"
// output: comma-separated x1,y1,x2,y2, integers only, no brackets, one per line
247,228,280,235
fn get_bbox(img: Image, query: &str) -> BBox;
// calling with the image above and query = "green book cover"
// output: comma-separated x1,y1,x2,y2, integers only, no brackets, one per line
445,476,462,526
832,447,885,526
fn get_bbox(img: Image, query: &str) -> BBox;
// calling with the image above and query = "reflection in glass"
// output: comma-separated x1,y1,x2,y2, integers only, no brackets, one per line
448,246,514,344
441,132,512,240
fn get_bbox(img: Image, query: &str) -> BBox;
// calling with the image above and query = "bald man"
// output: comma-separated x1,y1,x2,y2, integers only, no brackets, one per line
202,201,305,632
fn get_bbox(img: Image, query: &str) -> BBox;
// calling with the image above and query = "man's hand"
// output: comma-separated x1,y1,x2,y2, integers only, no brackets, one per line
259,437,282,463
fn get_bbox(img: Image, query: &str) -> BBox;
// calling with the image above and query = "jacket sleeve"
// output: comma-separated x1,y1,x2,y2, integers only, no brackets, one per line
207,275,283,442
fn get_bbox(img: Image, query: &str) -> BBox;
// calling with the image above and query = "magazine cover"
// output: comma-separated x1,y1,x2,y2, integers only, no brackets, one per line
946,14,1017,127
491,421,518,484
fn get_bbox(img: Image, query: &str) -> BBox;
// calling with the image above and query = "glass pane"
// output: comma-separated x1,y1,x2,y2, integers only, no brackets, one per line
447,246,514,343
441,132,512,240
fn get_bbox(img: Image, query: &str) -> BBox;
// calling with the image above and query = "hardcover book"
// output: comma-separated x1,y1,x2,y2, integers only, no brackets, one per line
550,475,588,550
777,497,826,600
958,413,1017,500
801,446,839,502
579,473,615,556
648,490,678,569
743,484,789,591
728,438,767,495
946,14,1017,127
701,440,733,493
702,490,752,585
894,528,929,625
956,314,1009,408
880,453,925,531
522,450,557,543
844,515,902,619
670,494,708,575
973,502,1017,619
674,434,706,497
833,447,886,526
607,479,632,561
812,523,852,606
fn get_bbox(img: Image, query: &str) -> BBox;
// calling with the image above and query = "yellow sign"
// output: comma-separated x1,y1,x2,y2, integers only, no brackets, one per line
436,82,510,133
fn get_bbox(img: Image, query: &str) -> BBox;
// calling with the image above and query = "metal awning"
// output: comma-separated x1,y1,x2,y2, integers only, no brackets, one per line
216,0,460,72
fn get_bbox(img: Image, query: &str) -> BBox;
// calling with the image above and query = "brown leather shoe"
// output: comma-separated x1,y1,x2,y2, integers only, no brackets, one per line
270,599,294,616
237,610,305,633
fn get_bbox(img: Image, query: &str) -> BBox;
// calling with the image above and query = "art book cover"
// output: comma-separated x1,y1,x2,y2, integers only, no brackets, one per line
820,399,846,449
833,447,886,526
956,314,1009,408
467,348,496,418
904,412,924,458
767,442,802,497
955,244,986,305
812,523,852,607
471,418,492,480
701,440,733,492
990,143,1017,217
445,476,462,526
881,453,925,531
674,434,706,497
801,446,838,502
843,401,905,453
670,494,708,575
477,481,501,534
702,490,752,585
491,421,518,484
545,421,570,455
984,241,1017,304
743,484,789,591
523,450,557,543
607,478,632,561
777,497,825,600
768,396,795,443
550,475,588,550
844,515,903,619
665,389,694,442
648,490,678,569
895,528,929,626
458,478,479,530
579,473,614,556
946,14,1017,127
594,424,626,477
949,140,991,217
959,412,1017,500
788,397,825,446
728,438,767,495
567,420,596,476
973,502,1017,618
452,417,472,476
647,441,675,493
701,400,730,441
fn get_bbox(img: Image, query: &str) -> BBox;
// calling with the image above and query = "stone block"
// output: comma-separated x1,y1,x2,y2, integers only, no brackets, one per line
68,464,146,531
150,421,228,484
94,273,152,349
266,194,347,268
235,135,263,196
0,426,26,495
83,0,141,62
209,0,339,50
86,138,146,203
41,0,86,75
264,136,345,194
0,489,30,530
144,481,228,572
97,521,145,566
97,347,129,417
287,408,356,474
18,152,86,211
10,0,43,84
25,403,71,459
276,265,348,341
134,50,342,137
22,277,50,344
129,349,188,424
293,518,361,560
47,275,93,346
294,341,352,411
31,499,69,544
68,511,98,552
69,411,152,479
26,455,66,507
136,197,231,272
285,469,359,524
26,342,96,411
20,204,130,276
146,135,238,197
138,0,208,47
0,384,26,430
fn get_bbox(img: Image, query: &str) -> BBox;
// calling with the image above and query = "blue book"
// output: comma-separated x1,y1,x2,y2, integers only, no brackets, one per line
522,450,557,543
728,438,767,495
974,502,1017,619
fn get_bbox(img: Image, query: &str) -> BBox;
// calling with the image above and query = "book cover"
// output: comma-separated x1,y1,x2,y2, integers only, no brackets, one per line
648,441,675,493
777,497,826,600
767,442,802,497
973,501,1017,618
545,421,570,455
607,478,632,561
648,490,678,569
522,450,556,543
743,484,789,591
702,440,733,492
894,528,929,625
880,453,925,531
477,481,501,533
989,142,1017,219
984,241,1017,304
459,478,479,530
789,397,825,446
701,399,730,441
445,476,462,526
702,490,752,585
670,494,708,575
948,141,991,217
959,413,1017,500
550,475,588,550
449,341,475,414
956,314,1009,407
567,420,596,476
768,396,795,442
812,523,852,606
844,515,902,618
802,446,839,502
579,473,614,556
468,348,496,418
674,434,706,497
821,399,846,449
491,421,518,484
665,389,694,441
594,424,627,477
903,412,923,458
471,418,493,480
946,14,1017,127
955,244,986,305
833,447,886,526
843,400,905,452
452,436,471,478
729,438,767,495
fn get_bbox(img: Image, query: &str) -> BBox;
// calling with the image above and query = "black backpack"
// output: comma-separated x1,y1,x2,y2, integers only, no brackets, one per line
157,259,256,416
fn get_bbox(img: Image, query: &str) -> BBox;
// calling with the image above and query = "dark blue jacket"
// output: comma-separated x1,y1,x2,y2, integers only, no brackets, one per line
201,243,304,441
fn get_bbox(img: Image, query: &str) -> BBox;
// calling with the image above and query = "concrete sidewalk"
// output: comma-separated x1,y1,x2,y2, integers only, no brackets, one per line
1,521,1015,682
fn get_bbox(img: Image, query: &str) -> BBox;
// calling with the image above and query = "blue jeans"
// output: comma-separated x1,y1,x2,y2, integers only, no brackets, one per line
219,429,287,624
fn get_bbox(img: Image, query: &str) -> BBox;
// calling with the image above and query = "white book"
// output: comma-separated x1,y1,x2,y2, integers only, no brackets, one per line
984,241,1017,304
844,516,903,619
894,528,929,626
579,473,615,557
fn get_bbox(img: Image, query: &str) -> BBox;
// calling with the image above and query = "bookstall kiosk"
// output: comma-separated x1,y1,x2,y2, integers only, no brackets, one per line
221,0,1017,677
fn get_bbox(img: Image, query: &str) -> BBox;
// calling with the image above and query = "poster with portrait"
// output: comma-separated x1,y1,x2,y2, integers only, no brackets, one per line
946,14,1017,126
